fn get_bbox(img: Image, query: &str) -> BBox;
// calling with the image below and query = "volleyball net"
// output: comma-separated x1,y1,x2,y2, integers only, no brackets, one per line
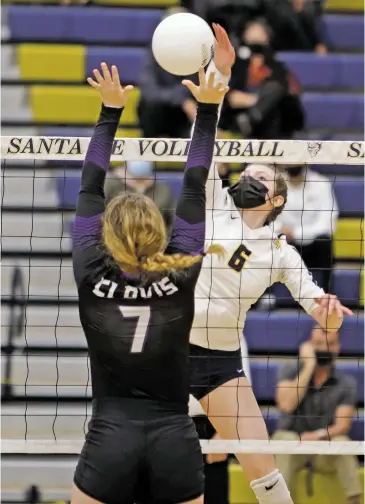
1,137,364,498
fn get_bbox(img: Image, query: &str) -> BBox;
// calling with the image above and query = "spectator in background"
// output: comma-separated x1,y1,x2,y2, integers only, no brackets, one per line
138,7,197,138
219,19,305,140
264,0,327,54
275,164,338,292
272,326,361,504
104,161,175,237
182,0,265,40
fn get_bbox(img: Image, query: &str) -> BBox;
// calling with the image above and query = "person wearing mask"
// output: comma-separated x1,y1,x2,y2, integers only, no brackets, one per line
275,164,339,292
219,19,305,140
104,161,175,237
273,326,361,504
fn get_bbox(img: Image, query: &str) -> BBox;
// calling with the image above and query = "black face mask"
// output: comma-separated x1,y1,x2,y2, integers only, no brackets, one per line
228,176,268,209
286,165,305,178
246,43,269,54
315,350,335,367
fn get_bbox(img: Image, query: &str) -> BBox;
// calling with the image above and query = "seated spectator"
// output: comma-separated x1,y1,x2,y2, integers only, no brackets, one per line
264,0,327,53
272,326,362,504
182,0,265,40
104,162,175,237
138,7,197,138
219,19,305,140
275,164,338,292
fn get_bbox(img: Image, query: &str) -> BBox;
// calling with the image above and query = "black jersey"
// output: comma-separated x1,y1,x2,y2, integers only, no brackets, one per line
72,103,219,410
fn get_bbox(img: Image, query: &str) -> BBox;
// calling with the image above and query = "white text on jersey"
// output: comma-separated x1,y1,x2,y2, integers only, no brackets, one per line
93,277,179,299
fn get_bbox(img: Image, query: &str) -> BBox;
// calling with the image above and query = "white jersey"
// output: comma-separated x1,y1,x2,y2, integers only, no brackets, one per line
190,63,325,352
191,172,325,351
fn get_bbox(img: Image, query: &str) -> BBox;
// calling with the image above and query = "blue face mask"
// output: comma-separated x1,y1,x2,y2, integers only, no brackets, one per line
127,161,153,178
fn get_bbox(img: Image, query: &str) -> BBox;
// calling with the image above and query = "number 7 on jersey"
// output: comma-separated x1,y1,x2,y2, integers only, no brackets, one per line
119,306,151,353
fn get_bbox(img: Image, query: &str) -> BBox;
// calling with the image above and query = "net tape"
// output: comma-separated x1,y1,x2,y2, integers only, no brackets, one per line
2,439,364,455
2,136,363,456
2,137,364,163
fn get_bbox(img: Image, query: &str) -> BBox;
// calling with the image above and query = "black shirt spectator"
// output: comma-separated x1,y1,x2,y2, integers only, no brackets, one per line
219,20,305,140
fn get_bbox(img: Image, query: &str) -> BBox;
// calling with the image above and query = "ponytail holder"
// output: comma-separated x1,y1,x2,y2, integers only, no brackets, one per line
201,252,207,257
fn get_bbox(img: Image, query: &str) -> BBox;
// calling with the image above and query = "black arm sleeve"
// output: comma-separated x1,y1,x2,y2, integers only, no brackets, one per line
166,102,219,255
72,105,123,287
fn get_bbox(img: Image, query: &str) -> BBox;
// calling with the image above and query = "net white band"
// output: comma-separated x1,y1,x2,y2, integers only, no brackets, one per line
2,439,364,455
1,137,364,163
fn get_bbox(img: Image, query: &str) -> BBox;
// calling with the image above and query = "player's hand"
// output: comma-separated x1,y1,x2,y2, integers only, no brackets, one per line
299,341,316,369
87,62,134,108
182,67,229,104
314,294,353,318
313,294,353,331
212,23,235,77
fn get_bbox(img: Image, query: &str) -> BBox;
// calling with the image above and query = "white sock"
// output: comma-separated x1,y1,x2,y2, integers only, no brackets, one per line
250,469,293,504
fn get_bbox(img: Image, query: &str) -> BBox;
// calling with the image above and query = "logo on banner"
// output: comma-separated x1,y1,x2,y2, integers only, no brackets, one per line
307,142,322,158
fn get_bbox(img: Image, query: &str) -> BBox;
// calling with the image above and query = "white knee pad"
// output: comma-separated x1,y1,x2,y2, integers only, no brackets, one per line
250,469,293,504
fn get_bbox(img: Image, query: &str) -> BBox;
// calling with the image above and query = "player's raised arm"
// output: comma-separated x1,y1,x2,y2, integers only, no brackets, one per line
73,63,133,284
204,23,235,210
166,67,229,256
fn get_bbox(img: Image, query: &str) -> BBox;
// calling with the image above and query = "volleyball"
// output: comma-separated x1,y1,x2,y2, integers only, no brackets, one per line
152,13,215,76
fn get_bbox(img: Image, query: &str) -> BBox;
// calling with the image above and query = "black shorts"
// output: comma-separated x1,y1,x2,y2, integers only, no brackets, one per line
74,398,204,504
189,344,245,401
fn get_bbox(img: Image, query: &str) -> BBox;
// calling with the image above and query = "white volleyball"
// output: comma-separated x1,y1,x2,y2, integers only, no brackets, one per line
152,13,214,76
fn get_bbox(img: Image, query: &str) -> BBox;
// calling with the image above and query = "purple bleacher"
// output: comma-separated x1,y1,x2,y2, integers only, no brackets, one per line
263,411,364,440
279,53,364,90
333,177,364,215
86,47,146,84
323,14,364,51
56,171,363,214
302,94,364,129
251,360,364,403
244,312,364,355
8,6,162,43
272,268,361,307
311,164,363,177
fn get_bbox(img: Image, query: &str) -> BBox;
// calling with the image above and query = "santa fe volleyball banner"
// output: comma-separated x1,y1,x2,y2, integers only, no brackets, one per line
1,137,364,164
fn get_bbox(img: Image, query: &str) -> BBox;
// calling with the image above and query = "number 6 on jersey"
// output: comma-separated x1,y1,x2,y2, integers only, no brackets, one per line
119,306,151,353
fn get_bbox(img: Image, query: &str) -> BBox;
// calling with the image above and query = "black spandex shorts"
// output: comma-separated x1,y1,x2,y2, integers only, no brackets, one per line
74,397,204,504
189,344,245,400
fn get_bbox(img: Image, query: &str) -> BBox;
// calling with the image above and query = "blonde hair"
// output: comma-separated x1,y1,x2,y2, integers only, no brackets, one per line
103,193,225,275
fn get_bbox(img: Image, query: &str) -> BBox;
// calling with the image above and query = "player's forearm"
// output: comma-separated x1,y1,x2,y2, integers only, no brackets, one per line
186,103,219,172
83,105,122,179
277,365,315,414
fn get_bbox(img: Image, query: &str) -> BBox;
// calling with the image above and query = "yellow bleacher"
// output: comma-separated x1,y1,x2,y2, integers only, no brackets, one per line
5,0,179,4
18,45,84,82
229,463,364,504
30,85,140,124
326,0,364,11
334,219,364,260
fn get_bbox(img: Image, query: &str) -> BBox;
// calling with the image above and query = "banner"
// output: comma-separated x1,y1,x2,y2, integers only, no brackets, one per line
1,136,364,164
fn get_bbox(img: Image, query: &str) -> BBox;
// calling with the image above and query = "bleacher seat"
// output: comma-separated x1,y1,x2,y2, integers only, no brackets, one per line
18,44,85,82
323,14,364,50
302,94,364,129
251,360,364,403
279,53,364,91
56,171,364,215
29,87,364,129
16,44,365,93
244,312,364,355
272,267,362,307
334,218,364,259
8,6,163,43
